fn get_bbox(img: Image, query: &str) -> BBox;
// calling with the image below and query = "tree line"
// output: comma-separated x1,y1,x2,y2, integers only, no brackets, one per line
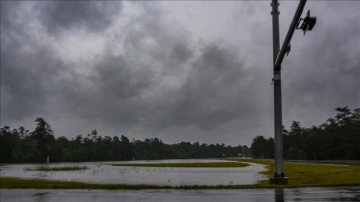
251,107,360,160
0,118,249,163
1,107,359,163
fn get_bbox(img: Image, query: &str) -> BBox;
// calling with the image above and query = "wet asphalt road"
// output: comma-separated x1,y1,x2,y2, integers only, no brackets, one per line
1,187,359,202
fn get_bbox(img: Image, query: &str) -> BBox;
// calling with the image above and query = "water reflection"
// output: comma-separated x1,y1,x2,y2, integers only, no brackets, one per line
32,193,48,202
274,189,284,202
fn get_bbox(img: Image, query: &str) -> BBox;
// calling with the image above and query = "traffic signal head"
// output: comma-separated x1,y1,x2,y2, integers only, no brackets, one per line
297,10,317,35
307,17,316,31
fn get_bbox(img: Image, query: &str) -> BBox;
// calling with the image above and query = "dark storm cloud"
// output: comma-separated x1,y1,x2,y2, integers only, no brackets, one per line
38,1,121,34
1,2,66,122
167,43,265,130
63,53,155,126
1,1,358,144
0,1,120,123
58,4,194,128
1,45,63,122
58,2,269,133
0,1,19,30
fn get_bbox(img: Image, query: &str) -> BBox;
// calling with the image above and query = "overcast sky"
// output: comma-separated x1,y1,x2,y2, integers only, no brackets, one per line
1,1,359,146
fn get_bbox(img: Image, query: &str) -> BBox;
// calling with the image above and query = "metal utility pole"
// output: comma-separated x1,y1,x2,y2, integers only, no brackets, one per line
270,0,284,183
270,0,315,184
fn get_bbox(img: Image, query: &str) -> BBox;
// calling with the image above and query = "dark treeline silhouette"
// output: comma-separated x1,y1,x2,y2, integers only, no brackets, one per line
251,107,360,160
1,107,359,163
0,118,249,163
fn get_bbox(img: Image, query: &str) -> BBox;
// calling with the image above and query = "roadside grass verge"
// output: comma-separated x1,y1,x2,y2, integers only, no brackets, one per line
111,161,248,168
225,158,360,188
25,165,88,172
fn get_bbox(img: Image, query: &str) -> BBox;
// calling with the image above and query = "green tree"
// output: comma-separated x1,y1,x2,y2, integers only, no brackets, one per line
30,118,55,162
251,136,274,158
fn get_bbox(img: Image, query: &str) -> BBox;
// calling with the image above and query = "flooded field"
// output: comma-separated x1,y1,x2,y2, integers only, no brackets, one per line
0,159,265,186
1,187,359,202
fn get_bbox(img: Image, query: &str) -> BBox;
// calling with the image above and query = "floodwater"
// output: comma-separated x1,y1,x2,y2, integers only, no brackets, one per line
1,187,359,202
0,159,265,186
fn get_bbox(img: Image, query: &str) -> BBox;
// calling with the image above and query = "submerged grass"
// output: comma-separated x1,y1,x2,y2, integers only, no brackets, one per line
25,165,88,171
111,161,248,168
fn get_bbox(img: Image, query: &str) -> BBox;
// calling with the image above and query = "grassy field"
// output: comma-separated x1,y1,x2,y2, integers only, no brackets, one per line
226,158,360,188
1,159,359,189
111,161,248,168
25,165,88,171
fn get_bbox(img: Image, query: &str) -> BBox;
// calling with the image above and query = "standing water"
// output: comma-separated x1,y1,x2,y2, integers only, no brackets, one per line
0,159,265,186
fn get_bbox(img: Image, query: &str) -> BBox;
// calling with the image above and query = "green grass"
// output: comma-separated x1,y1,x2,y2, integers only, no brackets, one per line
111,161,248,168
0,177,296,190
25,165,88,171
225,158,360,188
0,177,168,189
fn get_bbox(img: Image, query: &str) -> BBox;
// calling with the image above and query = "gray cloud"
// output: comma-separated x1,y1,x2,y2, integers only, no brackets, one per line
38,1,121,34
1,2,67,122
169,43,263,130
1,45,63,122
59,5,268,135
0,1,121,123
